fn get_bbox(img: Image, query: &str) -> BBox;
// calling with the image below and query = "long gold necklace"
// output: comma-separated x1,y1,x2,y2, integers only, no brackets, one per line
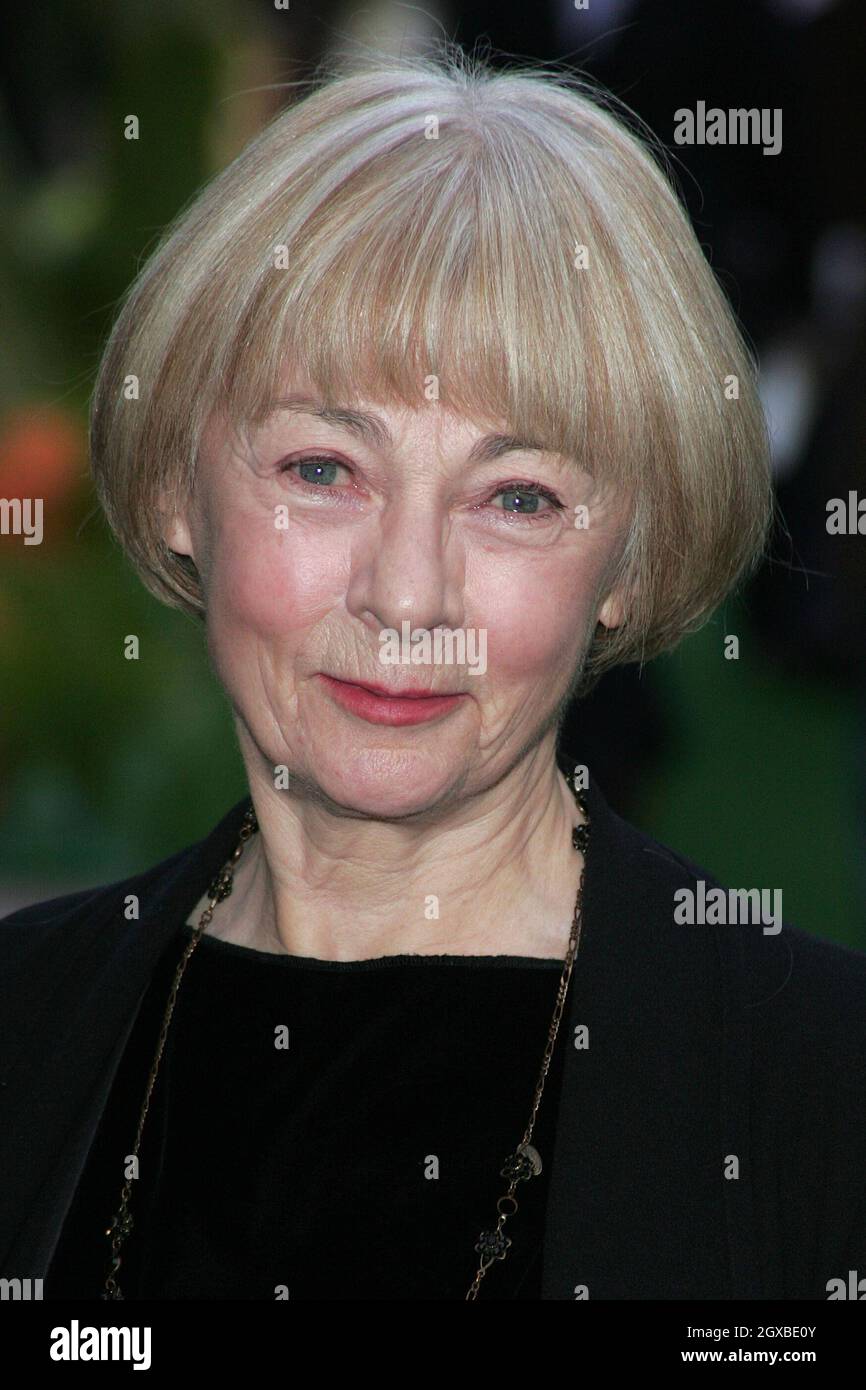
101,772,590,1300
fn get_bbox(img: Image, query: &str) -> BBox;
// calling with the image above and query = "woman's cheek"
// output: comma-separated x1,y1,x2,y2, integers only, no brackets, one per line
208,525,347,636
472,560,586,681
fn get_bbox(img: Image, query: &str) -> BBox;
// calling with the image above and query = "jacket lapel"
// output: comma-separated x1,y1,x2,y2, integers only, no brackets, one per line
540,772,761,1299
0,797,252,1278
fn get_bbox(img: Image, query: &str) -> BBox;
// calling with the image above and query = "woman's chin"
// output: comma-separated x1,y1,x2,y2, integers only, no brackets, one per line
303,746,466,820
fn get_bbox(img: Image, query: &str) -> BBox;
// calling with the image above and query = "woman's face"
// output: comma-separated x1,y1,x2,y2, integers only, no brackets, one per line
165,378,628,816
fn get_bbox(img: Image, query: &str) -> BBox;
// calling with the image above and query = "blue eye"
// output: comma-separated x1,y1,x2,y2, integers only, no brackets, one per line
278,455,356,495
285,457,349,486
493,484,563,520
498,487,544,514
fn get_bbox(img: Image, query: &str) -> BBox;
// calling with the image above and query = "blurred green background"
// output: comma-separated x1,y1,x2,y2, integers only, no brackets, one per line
0,0,863,951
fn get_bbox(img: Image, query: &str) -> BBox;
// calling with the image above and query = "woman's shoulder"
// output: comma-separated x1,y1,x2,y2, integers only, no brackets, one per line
583,775,866,1032
0,851,188,930
0,795,252,958
0,797,253,1094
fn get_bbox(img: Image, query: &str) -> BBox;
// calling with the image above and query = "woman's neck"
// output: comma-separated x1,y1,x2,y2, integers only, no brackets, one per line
193,751,588,961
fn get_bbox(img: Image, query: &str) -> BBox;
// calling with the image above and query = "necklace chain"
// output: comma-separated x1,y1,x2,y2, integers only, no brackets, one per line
101,775,590,1301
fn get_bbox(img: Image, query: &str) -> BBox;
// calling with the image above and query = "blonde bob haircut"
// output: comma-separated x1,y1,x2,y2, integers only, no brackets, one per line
90,42,774,693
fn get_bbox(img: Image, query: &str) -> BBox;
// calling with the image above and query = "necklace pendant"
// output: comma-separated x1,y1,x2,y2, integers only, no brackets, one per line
107,1208,134,1241
208,866,235,902
500,1142,542,1183
475,1227,512,1261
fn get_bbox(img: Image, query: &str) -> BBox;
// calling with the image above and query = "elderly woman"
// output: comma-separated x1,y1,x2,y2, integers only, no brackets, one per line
2,48,865,1305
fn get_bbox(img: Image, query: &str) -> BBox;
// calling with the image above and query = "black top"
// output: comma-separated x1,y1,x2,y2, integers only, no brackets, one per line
7,771,866,1299
45,924,568,1300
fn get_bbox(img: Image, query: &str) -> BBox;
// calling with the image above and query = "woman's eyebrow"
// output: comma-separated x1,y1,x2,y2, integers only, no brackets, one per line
267,395,546,463
467,433,547,463
268,397,392,450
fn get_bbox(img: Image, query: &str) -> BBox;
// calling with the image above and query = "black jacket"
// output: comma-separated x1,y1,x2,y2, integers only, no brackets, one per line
2,774,865,1299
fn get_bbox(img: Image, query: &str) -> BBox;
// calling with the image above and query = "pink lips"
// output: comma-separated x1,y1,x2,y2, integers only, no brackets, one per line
317,674,467,726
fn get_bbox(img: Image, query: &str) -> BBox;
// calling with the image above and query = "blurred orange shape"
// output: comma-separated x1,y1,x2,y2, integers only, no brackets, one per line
0,405,85,503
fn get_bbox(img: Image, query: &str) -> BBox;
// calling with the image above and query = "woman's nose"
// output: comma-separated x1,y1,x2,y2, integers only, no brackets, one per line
347,495,465,638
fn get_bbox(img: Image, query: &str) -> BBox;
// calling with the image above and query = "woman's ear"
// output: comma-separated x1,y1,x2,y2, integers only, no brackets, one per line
597,588,625,632
158,488,195,560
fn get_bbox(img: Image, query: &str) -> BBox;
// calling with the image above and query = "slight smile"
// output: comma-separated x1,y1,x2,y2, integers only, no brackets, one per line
317,674,468,726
